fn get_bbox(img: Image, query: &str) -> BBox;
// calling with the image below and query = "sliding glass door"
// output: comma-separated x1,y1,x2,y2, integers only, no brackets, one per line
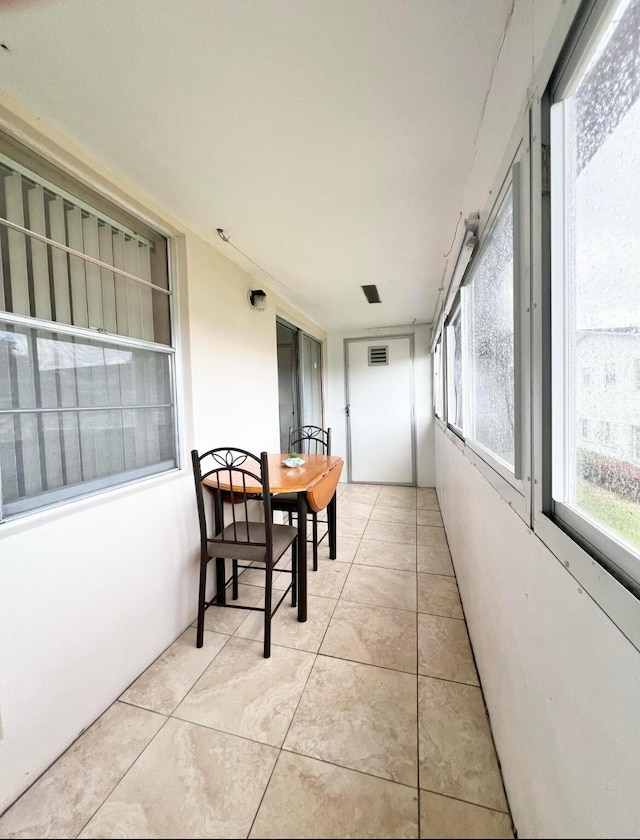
276,319,324,452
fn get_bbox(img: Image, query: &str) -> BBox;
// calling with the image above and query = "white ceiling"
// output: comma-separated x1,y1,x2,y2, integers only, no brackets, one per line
0,0,512,331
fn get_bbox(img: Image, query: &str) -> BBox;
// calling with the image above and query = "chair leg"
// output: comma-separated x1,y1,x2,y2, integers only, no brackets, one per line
196,555,208,648
263,562,273,658
232,559,239,600
291,539,298,608
312,513,319,571
215,557,226,605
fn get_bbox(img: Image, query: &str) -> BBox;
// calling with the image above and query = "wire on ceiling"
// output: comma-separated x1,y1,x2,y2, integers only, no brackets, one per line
216,228,290,293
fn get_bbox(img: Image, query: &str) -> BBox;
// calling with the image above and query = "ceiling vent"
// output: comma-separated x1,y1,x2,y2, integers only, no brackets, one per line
368,345,389,366
361,284,381,303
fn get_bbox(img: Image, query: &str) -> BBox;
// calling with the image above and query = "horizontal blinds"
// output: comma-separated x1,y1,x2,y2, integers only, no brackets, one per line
0,160,170,344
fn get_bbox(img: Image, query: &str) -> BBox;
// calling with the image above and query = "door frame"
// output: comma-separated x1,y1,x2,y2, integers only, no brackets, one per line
276,317,325,450
344,332,417,485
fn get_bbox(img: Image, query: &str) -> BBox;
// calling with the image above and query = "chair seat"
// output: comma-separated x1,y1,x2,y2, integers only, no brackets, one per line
271,492,298,506
209,521,297,564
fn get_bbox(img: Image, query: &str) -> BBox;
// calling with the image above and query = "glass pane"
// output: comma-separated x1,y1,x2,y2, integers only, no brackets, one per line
467,189,515,468
554,0,640,556
301,334,323,429
0,320,176,516
446,309,463,430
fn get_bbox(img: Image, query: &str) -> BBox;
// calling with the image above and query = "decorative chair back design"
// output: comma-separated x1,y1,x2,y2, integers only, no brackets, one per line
192,447,273,554
289,425,331,456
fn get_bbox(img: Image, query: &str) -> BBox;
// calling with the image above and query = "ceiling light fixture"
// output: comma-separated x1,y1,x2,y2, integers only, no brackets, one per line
248,289,267,310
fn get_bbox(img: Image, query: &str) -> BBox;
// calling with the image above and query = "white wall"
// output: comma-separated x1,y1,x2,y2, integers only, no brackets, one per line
434,0,640,836
436,430,640,838
0,93,324,813
326,323,434,486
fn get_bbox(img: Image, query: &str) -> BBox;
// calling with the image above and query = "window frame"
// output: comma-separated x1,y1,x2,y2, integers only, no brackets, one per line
461,148,529,494
530,0,640,649
0,135,180,523
444,294,464,439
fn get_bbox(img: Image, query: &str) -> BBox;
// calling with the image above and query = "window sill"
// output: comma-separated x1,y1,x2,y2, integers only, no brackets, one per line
0,466,187,539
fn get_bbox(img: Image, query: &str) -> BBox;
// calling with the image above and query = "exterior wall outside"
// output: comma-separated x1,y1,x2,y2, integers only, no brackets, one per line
326,323,434,487
0,93,325,812
436,428,640,838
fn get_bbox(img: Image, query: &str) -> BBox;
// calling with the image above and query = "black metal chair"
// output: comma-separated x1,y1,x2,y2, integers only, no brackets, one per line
191,447,298,658
271,425,332,572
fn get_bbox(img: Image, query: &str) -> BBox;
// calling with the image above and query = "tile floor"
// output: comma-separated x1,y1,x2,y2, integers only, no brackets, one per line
0,484,514,839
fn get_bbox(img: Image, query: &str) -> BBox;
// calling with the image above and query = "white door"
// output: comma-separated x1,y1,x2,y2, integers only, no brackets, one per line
346,335,415,484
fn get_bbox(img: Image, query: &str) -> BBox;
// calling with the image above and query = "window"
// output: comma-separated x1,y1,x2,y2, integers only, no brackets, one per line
580,419,590,440
433,339,443,419
0,142,176,520
550,0,640,571
445,304,463,433
635,359,640,390
605,363,616,386
466,187,515,469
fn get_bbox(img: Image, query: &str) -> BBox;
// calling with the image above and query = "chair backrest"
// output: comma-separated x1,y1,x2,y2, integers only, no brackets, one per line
288,425,331,456
191,447,274,557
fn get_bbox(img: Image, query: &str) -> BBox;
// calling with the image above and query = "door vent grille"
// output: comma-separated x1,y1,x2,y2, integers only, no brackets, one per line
368,345,389,366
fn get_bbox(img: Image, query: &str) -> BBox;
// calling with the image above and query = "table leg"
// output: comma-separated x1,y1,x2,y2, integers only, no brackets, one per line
328,491,337,559
297,491,308,622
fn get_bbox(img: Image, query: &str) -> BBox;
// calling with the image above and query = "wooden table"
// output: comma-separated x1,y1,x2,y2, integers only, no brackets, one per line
203,453,343,622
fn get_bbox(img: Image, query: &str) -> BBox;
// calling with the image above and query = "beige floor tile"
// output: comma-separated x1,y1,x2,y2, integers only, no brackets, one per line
363,520,417,544
418,676,507,812
417,509,444,527
320,599,417,673
376,487,417,509
342,564,417,612
284,656,418,786
418,574,463,619
417,544,455,576
420,791,513,839
354,538,417,572
336,516,368,539
0,703,164,839
198,582,266,634
250,751,419,839
305,558,350,598
340,484,381,503
235,594,337,653
369,504,417,525
417,524,449,546
119,627,229,715
417,488,439,510
78,719,278,839
238,561,291,591
317,535,360,564
173,637,315,747
418,614,478,686
336,498,375,520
